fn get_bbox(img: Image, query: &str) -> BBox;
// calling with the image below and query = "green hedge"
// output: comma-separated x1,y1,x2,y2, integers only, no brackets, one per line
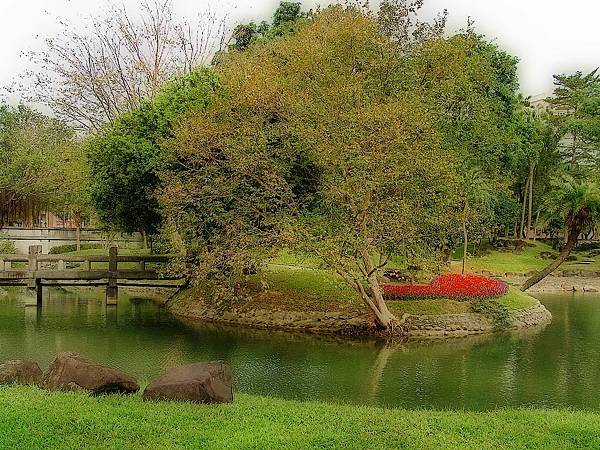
49,243,103,254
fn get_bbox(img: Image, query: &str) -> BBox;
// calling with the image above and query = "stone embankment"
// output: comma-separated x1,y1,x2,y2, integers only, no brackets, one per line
502,275,600,293
473,269,600,293
168,293,552,339
406,300,551,338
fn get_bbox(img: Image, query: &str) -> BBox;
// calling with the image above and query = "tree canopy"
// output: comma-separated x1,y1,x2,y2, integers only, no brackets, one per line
159,5,485,327
0,104,87,228
86,68,219,238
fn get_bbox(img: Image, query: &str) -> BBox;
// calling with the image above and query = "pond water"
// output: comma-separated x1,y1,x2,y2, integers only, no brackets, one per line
0,287,599,410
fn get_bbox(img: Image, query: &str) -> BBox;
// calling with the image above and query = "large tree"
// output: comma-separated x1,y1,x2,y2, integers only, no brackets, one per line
0,104,85,228
86,68,218,243
22,0,225,131
521,174,600,291
160,5,462,329
229,2,308,52
546,70,600,168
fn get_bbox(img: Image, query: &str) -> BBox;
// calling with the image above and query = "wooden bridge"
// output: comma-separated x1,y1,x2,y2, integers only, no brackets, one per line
0,245,182,305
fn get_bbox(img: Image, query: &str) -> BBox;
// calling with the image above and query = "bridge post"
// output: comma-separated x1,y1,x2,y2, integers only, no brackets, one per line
27,245,42,306
106,246,118,306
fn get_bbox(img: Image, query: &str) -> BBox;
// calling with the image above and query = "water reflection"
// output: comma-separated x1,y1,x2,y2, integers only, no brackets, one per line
1,287,599,410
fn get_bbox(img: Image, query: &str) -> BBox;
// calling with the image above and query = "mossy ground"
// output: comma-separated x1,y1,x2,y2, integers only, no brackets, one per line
0,385,598,449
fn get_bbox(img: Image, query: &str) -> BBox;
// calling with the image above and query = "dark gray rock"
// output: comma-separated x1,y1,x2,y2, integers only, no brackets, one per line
42,352,139,394
0,360,43,385
143,361,233,404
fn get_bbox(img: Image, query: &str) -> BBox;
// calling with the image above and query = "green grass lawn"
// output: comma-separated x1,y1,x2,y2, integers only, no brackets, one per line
264,264,359,305
387,287,535,316
260,265,535,316
499,287,538,309
0,386,598,449
453,240,600,274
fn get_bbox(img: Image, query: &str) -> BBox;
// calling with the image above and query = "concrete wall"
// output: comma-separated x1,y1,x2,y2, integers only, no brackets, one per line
0,227,143,254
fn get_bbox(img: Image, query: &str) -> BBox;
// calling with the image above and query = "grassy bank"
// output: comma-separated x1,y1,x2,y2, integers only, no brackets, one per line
452,240,600,274
258,265,535,315
0,386,597,449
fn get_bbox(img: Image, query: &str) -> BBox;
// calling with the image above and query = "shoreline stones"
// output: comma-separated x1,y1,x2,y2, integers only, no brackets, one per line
144,361,233,404
0,355,235,405
42,352,139,394
0,360,43,385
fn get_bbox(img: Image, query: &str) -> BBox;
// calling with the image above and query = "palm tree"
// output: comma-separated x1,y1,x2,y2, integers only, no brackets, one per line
521,175,600,291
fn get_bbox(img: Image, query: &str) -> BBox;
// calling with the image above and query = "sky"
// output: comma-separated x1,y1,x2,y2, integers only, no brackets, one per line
0,0,598,104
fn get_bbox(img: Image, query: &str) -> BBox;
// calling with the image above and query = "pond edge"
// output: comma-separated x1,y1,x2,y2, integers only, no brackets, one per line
167,290,551,340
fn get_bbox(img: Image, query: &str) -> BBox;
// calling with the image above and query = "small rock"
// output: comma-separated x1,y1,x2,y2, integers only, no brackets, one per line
0,360,42,385
42,352,139,394
144,361,233,404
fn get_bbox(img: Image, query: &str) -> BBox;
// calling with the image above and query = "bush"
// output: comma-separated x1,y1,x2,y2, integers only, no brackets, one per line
576,242,600,252
383,274,508,300
0,236,16,254
470,297,511,329
49,243,103,254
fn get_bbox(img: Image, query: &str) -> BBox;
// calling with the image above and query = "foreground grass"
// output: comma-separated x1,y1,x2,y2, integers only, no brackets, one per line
0,386,598,449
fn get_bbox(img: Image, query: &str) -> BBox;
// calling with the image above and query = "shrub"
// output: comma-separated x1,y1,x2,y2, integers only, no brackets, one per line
0,236,16,254
49,243,103,254
383,273,508,300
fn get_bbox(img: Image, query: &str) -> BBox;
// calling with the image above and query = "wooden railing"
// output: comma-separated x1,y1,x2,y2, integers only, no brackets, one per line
0,246,180,305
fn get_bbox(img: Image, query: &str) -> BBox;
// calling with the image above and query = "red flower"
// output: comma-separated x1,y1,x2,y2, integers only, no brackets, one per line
383,274,508,301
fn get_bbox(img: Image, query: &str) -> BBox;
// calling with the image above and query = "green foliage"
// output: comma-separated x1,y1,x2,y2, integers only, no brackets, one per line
547,69,600,167
272,2,302,27
0,235,16,254
86,68,219,235
0,104,87,226
491,191,520,232
161,5,463,317
542,174,600,232
230,23,259,51
470,297,511,329
229,1,308,51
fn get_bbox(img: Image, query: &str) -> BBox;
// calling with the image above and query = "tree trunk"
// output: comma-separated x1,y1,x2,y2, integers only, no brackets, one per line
571,132,578,168
519,175,530,239
462,199,468,275
142,230,148,249
357,249,398,330
527,161,534,238
521,223,582,291
533,210,540,241
76,226,81,251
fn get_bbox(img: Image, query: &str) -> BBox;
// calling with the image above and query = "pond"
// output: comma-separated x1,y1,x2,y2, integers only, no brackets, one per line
0,287,598,410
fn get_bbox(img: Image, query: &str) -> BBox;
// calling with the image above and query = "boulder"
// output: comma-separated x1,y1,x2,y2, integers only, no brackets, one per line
42,352,139,394
0,360,43,385
143,361,233,404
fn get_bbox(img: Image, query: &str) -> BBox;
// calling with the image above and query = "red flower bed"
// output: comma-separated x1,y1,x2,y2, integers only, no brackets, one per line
383,273,508,300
